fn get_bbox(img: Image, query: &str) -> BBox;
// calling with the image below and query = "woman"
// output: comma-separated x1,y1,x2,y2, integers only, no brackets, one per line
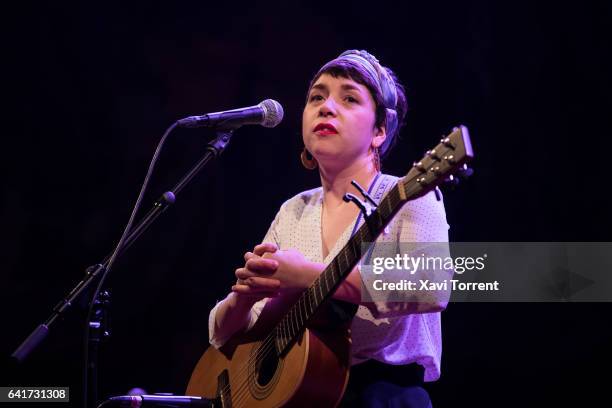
209,50,449,407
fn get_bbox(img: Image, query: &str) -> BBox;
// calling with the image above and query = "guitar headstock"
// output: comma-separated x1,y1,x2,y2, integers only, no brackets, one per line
400,125,474,200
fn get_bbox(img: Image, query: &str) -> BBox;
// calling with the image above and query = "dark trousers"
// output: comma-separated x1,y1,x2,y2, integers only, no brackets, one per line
339,360,432,408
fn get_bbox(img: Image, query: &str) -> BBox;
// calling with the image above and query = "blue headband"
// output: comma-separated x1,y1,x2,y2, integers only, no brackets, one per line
318,50,399,155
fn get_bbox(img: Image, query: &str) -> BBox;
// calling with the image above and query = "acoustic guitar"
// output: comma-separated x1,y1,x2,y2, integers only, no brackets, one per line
186,126,474,407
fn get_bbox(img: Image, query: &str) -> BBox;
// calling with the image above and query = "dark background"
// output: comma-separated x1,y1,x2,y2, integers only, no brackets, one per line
2,1,611,406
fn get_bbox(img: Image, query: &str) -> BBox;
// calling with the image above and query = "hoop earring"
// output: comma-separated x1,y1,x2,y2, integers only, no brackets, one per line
373,147,381,172
301,147,318,170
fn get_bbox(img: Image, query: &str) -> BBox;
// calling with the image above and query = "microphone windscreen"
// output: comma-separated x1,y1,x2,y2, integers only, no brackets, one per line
259,99,284,128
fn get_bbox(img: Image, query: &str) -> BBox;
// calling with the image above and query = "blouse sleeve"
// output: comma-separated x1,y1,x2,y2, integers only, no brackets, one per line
208,205,284,349
361,189,452,319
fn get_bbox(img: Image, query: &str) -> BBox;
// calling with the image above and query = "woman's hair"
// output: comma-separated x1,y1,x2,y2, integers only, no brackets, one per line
306,52,408,158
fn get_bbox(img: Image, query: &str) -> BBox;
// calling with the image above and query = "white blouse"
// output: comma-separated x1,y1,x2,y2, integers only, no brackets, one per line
209,174,450,382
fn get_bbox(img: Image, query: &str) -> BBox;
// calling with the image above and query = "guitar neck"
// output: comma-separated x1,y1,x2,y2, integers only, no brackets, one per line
274,183,408,354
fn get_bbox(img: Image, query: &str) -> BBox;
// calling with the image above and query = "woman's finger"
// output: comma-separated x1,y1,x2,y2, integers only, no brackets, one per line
244,276,281,290
253,242,278,256
245,258,278,273
235,268,257,280
231,282,280,296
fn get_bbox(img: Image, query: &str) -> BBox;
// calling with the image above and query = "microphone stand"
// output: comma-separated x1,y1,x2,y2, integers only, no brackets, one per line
12,129,234,408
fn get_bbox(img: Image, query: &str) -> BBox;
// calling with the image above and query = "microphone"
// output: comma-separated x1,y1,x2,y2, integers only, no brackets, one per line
98,394,213,407
177,99,284,129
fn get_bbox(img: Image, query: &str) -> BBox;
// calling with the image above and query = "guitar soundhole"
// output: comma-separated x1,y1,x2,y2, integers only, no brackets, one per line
248,342,283,399
255,350,279,386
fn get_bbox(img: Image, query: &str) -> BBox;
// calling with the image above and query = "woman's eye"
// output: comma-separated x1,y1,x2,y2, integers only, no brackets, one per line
345,95,358,103
309,94,323,102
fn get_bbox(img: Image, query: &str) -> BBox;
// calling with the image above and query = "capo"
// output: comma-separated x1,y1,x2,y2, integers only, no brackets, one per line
343,180,380,234
343,193,374,217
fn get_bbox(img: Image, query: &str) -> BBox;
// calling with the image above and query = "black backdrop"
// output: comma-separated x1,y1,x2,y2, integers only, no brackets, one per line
3,1,612,406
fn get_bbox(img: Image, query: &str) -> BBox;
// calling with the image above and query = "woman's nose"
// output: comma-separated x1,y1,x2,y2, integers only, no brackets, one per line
318,98,337,117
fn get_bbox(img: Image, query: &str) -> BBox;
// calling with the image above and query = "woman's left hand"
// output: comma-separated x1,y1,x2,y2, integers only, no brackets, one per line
235,247,323,294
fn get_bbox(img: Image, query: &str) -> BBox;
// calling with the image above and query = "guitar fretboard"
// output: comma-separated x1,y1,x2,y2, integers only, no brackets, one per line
273,183,407,354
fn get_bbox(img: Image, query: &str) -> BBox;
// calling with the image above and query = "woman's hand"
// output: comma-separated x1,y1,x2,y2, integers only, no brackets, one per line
234,243,323,295
232,243,282,301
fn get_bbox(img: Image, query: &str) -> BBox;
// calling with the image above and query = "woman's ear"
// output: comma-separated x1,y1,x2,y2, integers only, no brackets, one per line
372,126,387,149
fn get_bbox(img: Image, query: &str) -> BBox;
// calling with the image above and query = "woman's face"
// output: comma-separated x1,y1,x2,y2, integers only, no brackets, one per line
302,73,385,168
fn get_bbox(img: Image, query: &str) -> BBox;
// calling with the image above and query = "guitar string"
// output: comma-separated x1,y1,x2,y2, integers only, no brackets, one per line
228,289,323,405
221,271,334,405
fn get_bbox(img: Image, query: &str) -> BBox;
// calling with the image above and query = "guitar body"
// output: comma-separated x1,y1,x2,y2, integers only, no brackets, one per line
186,326,351,408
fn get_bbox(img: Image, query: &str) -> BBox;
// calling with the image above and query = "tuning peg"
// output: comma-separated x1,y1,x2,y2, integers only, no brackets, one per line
442,154,456,164
413,161,426,173
440,137,455,149
426,149,440,161
457,164,474,179
428,165,441,175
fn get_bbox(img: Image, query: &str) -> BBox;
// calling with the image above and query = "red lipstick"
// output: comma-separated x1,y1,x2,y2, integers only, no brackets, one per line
313,123,338,135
